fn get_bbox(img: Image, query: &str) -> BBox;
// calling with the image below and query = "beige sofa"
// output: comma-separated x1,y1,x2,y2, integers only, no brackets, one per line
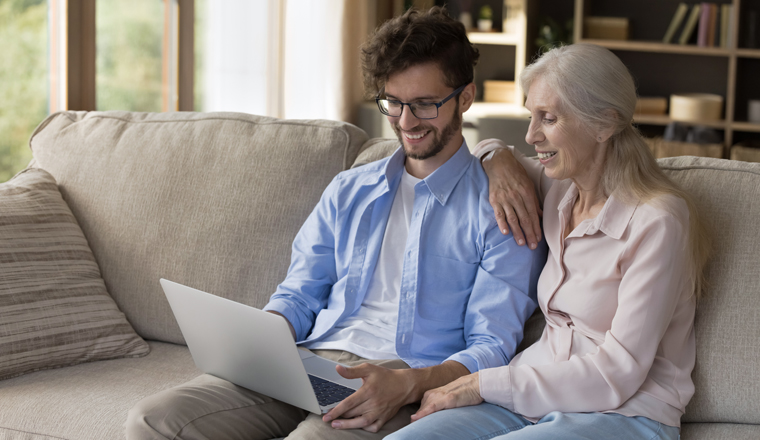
0,111,757,439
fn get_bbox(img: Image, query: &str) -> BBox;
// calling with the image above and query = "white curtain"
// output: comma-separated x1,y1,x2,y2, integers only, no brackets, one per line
202,0,370,124
282,0,369,123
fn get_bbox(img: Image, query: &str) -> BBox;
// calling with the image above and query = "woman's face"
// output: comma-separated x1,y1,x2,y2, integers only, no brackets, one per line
524,76,606,184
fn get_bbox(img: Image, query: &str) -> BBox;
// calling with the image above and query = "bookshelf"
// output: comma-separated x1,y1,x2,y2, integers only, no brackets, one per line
464,0,537,120
574,0,760,157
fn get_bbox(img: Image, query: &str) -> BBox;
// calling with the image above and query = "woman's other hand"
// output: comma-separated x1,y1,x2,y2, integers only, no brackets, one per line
479,139,543,249
411,373,483,421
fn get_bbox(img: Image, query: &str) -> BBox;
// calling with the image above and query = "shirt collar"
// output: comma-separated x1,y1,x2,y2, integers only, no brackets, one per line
371,146,407,196
557,182,638,240
423,141,472,205
382,141,472,206
593,193,638,239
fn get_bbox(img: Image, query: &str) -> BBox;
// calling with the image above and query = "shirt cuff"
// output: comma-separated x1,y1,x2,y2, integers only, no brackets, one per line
263,299,305,340
473,142,510,160
444,352,479,374
479,365,515,411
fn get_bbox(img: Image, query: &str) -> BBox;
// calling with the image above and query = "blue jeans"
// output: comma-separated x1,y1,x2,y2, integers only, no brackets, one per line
385,404,680,440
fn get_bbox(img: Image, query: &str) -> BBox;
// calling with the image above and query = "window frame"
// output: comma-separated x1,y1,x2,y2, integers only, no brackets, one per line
49,0,194,112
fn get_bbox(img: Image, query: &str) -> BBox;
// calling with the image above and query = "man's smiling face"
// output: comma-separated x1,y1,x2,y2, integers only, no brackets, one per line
384,62,464,162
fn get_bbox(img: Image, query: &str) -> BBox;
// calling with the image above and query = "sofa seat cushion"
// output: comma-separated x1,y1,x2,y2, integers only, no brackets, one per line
0,168,149,381
0,341,199,440
29,111,368,344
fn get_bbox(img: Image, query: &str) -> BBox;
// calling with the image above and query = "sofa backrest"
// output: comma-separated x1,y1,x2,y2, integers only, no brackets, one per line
29,111,368,344
658,156,760,425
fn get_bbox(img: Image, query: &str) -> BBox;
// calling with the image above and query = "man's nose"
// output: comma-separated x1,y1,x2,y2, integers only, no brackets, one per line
398,105,420,130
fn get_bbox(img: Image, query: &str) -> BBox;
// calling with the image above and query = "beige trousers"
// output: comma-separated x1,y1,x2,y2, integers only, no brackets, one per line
126,349,417,440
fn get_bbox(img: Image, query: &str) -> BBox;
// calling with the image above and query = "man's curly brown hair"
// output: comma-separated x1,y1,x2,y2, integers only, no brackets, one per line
361,6,479,97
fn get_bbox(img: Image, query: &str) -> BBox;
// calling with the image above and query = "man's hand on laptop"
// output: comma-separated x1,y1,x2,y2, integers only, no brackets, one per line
322,360,469,432
265,310,296,340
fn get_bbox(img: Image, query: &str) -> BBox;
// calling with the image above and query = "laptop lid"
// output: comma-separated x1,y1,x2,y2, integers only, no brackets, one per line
160,278,323,413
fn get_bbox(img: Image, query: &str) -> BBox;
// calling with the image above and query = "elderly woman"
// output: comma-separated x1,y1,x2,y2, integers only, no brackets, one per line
386,43,710,440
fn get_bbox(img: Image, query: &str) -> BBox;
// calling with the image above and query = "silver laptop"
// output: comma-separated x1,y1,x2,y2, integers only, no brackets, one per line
160,278,362,414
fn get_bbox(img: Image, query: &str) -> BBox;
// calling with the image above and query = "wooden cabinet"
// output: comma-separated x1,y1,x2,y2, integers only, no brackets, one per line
573,0,760,157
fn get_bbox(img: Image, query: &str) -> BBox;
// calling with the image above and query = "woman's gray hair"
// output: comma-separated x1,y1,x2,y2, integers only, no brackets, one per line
520,43,636,142
519,43,710,299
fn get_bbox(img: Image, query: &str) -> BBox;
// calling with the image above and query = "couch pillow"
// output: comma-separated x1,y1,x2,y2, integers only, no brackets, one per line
0,168,149,380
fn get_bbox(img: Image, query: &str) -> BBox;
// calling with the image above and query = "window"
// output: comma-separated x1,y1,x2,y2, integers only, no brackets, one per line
96,0,164,111
195,0,281,116
0,0,48,182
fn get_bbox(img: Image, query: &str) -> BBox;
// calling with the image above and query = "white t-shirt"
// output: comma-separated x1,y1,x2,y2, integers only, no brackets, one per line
307,167,421,359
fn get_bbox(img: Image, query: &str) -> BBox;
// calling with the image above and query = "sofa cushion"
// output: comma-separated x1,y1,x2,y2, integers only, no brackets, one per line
0,168,149,381
680,423,760,440
658,156,760,425
29,111,368,344
0,341,198,440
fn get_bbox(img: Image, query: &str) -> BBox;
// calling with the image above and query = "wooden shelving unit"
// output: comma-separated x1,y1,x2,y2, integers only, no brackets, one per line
574,0,760,156
578,38,759,57
467,32,522,46
465,0,536,121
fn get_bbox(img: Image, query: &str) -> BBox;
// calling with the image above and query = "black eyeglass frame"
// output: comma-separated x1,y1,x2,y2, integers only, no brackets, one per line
375,84,468,120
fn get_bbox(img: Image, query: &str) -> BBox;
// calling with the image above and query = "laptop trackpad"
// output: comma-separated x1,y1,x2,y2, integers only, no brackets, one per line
302,356,363,390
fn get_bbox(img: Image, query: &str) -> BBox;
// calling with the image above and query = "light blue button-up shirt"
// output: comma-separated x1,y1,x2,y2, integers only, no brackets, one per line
264,142,546,373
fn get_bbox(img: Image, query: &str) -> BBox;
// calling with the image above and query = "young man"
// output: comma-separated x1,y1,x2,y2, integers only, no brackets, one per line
126,7,546,440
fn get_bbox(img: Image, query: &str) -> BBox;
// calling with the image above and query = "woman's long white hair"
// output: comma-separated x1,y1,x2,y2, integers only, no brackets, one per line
520,43,710,299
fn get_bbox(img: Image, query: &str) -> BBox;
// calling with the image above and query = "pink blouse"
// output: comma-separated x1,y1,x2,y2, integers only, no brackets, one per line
474,145,696,428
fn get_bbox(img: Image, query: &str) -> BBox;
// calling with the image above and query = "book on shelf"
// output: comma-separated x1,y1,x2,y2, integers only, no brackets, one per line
663,3,689,44
714,5,722,47
679,4,702,45
720,4,732,48
697,3,711,47
708,3,718,47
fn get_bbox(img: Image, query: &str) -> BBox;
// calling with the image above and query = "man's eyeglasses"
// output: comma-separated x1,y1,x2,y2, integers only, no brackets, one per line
375,84,467,120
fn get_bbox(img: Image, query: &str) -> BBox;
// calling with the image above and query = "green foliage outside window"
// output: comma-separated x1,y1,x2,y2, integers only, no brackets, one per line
0,0,207,182
0,0,47,183
96,0,163,112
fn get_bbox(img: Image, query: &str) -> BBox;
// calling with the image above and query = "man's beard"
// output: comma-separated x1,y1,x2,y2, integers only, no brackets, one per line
393,101,462,161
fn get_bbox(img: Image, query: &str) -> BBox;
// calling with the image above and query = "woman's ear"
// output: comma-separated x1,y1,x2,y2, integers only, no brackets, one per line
596,109,620,143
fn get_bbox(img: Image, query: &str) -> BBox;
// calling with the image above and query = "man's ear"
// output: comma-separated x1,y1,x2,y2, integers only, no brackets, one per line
459,83,477,113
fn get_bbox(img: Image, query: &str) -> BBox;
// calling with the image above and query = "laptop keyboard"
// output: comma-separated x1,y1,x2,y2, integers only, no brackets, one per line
308,374,355,407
